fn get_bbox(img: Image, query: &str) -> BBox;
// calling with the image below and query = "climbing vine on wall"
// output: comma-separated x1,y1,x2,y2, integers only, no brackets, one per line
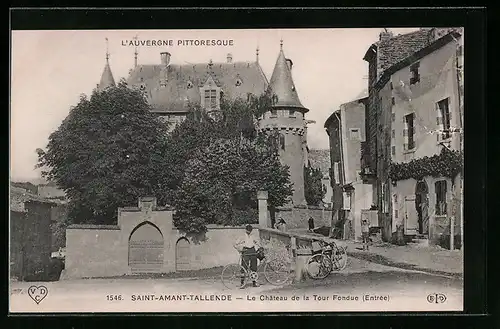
389,148,463,182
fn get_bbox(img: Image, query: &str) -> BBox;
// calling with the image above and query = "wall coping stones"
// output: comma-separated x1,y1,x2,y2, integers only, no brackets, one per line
68,224,121,230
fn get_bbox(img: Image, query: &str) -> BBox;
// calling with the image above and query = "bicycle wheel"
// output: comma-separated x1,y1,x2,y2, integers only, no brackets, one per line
221,263,247,289
331,246,348,271
264,259,292,286
306,254,333,279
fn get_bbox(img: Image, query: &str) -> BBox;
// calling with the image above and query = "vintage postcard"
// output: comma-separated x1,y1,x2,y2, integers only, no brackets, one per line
10,27,464,313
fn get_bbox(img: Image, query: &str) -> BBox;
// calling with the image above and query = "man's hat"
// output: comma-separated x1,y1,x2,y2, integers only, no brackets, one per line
245,224,253,231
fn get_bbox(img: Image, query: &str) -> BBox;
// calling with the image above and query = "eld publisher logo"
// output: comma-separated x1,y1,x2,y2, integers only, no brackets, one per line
427,293,447,304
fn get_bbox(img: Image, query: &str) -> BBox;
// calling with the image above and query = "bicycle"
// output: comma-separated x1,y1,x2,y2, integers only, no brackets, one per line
306,239,348,279
221,249,292,289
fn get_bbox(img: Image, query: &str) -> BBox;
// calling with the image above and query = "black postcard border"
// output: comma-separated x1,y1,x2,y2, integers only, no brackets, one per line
5,6,490,328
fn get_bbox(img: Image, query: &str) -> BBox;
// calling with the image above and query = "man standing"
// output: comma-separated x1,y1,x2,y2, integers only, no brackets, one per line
234,224,261,288
361,219,370,251
308,216,315,232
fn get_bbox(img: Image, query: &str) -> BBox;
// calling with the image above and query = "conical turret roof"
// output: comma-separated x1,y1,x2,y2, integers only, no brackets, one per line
98,59,116,91
267,47,308,112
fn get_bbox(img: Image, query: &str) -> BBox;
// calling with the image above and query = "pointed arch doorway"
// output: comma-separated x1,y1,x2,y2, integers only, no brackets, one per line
415,180,429,236
128,222,164,273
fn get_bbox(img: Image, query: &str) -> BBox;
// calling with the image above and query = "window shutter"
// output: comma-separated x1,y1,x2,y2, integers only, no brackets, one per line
403,116,408,150
436,103,444,140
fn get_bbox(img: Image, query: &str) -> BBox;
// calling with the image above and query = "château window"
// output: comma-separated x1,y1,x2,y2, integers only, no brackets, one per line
403,113,415,151
204,89,217,109
289,109,296,117
435,180,447,215
270,109,277,117
279,134,285,150
410,62,420,85
436,98,451,140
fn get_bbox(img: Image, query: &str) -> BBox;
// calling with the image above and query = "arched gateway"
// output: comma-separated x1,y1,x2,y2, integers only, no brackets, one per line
128,221,164,273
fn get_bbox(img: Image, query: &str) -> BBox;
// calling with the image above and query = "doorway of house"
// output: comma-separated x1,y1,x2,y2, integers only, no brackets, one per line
415,180,429,236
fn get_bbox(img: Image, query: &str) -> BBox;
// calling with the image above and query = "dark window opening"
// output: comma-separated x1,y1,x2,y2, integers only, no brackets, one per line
271,109,277,116
437,98,451,139
404,113,415,150
279,134,285,150
391,97,395,106
435,180,447,215
289,109,296,117
410,62,420,85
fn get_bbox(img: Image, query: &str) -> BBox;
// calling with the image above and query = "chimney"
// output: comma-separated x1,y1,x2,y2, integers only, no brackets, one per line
160,52,171,66
227,53,233,63
379,29,394,41
286,58,293,71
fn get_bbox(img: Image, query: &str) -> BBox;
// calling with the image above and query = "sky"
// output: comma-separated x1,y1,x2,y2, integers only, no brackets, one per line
10,28,420,182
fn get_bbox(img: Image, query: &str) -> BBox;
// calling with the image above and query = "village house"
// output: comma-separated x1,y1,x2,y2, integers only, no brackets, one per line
360,28,463,248
324,94,375,241
10,186,55,281
307,149,333,208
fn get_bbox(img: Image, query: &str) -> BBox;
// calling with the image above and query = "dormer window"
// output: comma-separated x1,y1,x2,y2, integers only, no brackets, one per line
204,89,217,109
235,78,242,87
187,80,193,89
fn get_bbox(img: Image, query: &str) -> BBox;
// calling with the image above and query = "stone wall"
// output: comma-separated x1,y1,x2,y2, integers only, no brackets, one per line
64,197,250,279
276,206,334,230
65,225,124,278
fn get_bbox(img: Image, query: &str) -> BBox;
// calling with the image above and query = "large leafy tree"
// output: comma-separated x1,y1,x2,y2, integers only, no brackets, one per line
37,82,172,224
173,137,293,235
304,165,326,206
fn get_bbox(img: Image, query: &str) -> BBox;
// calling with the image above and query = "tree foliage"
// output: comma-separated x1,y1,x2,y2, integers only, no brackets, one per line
37,83,172,224
173,138,293,235
304,165,326,206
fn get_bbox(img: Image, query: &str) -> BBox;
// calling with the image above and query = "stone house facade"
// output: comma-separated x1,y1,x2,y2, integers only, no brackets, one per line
10,187,55,281
325,97,374,240
360,28,463,246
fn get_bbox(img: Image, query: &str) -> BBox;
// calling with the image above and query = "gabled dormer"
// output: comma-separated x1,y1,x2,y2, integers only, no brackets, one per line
200,74,222,110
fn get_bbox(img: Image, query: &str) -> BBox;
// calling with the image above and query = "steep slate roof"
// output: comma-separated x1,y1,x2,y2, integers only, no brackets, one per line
97,59,116,91
268,48,308,112
308,149,331,175
375,29,433,73
127,61,268,113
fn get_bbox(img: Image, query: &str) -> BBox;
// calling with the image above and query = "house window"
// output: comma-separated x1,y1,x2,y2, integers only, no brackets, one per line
392,113,395,122
333,162,340,184
349,128,361,140
403,113,415,151
381,182,388,213
270,109,277,117
391,145,396,156
392,129,395,138
204,89,217,109
289,109,296,117
390,81,393,90
410,62,420,85
279,134,285,150
391,97,395,106
436,98,451,140
435,180,447,215
393,194,399,219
